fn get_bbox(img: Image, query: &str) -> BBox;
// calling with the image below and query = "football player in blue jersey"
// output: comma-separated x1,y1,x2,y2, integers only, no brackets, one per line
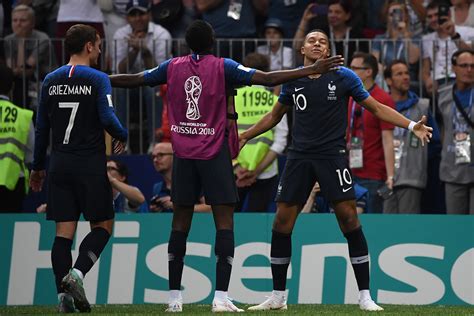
30,24,127,313
240,29,432,312
109,20,344,313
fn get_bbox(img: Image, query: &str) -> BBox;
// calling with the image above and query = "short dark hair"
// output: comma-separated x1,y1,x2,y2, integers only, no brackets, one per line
243,53,270,72
451,48,474,65
185,20,215,54
65,24,98,55
304,29,329,42
0,64,14,95
352,52,379,80
383,59,408,79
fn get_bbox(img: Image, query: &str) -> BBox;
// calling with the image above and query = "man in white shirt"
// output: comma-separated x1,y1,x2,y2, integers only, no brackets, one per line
422,1,474,95
112,0,172,152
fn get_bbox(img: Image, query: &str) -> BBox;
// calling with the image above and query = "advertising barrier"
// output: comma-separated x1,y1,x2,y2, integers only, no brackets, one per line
0,214,472,306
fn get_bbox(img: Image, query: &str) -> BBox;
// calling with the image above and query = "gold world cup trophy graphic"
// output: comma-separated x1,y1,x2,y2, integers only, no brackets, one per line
185,75,202,120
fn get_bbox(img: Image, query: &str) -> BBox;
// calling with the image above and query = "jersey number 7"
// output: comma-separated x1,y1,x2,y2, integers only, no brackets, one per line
59,102,79,144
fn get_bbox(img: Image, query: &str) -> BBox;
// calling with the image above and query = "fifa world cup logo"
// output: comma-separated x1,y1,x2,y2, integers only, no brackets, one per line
184,76,202,120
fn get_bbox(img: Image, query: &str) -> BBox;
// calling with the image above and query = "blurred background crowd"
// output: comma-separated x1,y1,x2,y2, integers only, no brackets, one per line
0,0,473,215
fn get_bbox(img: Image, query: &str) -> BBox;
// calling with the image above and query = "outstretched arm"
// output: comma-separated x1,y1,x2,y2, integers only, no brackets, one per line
239,102,289,148
360,96,433,145
109,72,146,88
250,55,344,86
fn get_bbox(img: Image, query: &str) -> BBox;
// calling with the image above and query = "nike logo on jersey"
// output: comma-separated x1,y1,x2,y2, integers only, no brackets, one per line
294,87,305,92
342,186,352,193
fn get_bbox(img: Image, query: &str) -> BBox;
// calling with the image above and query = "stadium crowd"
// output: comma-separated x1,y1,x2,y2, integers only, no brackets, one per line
0,0,473,214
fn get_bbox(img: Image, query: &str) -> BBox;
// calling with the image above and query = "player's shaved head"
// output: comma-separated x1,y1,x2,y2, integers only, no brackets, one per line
185,20,215,54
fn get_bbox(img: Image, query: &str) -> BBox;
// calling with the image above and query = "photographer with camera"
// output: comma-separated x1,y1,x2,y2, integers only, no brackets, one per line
373,0,421,86
150,142,211,213
422,1,474,96
107,159,146,213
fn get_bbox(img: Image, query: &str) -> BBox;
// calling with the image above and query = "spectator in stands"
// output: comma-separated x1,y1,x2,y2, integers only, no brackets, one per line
266,0,312,43
55,0,106,68
437,49,473,214
4,4,55,108
150,142,211,213
293,0,367,66
451,0,474,27
195,0,268,62
234,53,288,212
373,0,421,82
114,0,172,153
422,1,474,96
381,0,426,38
98,0,129,60
0,64,34,213
348,52,396,213
383,59,438,213
150,0,197,55
107,159,147,213
19,0,60,38
256,18,294,71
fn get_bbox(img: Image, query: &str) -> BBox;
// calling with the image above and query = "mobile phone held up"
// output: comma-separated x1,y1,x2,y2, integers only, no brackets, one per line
311,4,328,15
438,4,450,25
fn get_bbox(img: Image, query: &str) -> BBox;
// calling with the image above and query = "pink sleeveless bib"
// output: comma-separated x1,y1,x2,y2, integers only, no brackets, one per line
167,55,238,159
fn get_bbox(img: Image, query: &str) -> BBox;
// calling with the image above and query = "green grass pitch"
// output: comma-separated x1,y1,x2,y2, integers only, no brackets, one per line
1,304,473,315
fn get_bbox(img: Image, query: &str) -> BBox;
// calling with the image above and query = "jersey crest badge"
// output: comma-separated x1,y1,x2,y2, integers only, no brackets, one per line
327,82,337,101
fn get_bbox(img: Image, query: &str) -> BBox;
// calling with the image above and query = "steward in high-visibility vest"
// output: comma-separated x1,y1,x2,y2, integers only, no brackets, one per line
235,85,276,172
0,96,33,196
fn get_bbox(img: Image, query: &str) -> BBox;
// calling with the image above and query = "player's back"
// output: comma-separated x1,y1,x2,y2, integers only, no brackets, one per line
42,65,112,175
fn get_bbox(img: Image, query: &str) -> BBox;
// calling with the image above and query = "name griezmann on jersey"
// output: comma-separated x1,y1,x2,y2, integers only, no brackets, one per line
48,85,92,95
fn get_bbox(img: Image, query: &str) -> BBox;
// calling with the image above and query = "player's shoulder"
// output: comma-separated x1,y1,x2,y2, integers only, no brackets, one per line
74,65,110,86
75,65,107,79
335,66,356,78
43,65,68,84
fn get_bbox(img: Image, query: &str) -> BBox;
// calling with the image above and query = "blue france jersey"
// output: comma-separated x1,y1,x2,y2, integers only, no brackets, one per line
143,55,256,88
33,65,127,174
279,67,369,159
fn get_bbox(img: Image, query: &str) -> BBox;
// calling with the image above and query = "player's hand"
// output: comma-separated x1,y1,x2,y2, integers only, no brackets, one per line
238,134,248,150
312,55,344,74
30,170,46,192
112,138,126,154
412,115,433,146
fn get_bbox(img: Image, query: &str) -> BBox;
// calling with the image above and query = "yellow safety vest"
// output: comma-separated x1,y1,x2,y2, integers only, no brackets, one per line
235,85,276,171
0,99,33,192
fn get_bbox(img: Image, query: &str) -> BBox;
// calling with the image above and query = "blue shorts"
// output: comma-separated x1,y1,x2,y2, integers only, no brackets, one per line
47,172,114,222
171,142,239,205
276,157,355,204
